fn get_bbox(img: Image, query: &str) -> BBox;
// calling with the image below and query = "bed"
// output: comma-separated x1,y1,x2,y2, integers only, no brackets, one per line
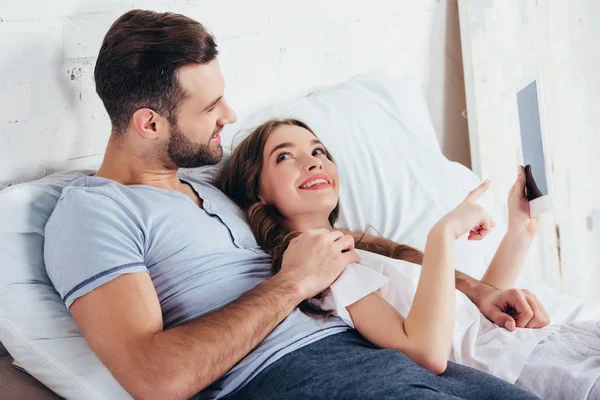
1,3,598,399
2,69,600,399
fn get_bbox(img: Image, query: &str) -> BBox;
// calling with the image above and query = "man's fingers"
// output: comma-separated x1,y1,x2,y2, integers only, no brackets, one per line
342,249,361,265
333,234,355,254
488,309,517,332
315,230,345,243
524,292,551,328
511,291,534,328
542,302,551,327
504,318,516,331
532,291,551,327
524,299,544,328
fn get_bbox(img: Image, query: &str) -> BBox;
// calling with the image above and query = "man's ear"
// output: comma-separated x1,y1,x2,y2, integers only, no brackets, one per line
132,108,161,140
258,195,267,204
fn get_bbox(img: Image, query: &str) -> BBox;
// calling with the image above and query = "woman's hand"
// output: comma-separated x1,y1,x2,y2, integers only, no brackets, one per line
437,181,496,241
508,165,540,238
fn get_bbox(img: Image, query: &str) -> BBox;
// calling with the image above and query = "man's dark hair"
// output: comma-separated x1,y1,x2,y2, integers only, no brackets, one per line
94,9,218,134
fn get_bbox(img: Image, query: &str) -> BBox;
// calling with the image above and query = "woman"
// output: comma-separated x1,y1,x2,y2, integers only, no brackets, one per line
217,118,599,399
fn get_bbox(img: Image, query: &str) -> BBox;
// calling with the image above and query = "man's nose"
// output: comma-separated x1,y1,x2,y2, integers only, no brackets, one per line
219,100,237,124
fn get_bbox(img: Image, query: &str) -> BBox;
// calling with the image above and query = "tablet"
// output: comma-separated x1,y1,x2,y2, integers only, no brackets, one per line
517,80,553,217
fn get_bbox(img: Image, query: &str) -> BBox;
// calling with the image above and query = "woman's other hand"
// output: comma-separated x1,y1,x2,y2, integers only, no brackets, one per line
437,181,496,241
508,165,540,238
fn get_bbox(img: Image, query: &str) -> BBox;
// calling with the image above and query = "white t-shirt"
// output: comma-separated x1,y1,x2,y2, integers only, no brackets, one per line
314,249,555,383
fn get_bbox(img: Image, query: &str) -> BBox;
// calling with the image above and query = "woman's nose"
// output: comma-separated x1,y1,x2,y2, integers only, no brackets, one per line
306,157,324,172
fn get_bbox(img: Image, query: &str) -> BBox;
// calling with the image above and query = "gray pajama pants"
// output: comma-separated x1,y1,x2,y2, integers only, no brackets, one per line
516,320,600,399
224,330,538,399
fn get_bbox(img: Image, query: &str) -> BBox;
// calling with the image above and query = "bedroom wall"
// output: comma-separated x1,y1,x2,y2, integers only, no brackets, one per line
459,0,600,299
0,0,470,186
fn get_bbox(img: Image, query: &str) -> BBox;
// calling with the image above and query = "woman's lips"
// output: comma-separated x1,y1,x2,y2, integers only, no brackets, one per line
299,182,331,190
298,175,332,190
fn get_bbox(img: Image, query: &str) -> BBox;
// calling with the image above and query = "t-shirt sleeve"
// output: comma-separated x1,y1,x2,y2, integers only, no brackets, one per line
313,263,393,328
44,188,148,309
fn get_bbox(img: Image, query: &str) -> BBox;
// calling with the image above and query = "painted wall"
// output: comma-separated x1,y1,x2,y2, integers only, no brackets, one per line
459,0,600,299
0,0,470,186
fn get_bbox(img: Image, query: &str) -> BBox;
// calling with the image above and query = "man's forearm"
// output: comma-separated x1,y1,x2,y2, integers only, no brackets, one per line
481,231,535,289
455,269,495,306
138,275,303,399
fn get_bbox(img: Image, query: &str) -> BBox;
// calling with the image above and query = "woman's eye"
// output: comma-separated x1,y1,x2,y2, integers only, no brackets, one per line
276,152,292,163
313,147,326,156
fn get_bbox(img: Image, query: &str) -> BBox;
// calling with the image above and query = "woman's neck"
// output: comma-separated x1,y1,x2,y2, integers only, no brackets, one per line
286,213,333,233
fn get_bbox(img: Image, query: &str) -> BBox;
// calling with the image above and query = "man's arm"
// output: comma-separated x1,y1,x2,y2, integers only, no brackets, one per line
71,272,302,400
70,230,359,400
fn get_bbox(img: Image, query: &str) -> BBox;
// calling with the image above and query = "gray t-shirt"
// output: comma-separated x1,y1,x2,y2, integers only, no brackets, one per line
44,169,348,399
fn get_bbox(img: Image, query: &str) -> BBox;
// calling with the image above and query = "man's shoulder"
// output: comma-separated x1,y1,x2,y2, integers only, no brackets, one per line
50,176,138,222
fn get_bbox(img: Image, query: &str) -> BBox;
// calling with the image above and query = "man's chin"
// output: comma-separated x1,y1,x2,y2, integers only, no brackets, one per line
206,143,223,165
195,145,223,167
170,147,223,169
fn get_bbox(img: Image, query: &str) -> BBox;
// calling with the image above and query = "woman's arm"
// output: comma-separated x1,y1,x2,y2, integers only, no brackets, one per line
343,181,495,373
481,166,539,289
481,231,535,289
341,230,495,307
346,225,456,374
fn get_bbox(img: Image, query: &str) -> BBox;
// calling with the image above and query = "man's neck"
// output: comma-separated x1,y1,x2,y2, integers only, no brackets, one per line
94,135,182,191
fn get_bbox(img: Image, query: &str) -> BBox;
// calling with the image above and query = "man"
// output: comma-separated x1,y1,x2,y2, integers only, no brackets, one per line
44,9,546,399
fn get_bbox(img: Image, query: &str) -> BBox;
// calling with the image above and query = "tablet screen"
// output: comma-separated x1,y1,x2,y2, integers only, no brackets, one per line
517,81,549,201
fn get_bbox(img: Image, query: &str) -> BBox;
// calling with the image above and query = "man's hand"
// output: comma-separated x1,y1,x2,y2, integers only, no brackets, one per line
280,229,361,299
478,287,551,331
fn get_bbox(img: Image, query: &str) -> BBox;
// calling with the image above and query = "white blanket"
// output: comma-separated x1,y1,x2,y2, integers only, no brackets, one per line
316,249,600,384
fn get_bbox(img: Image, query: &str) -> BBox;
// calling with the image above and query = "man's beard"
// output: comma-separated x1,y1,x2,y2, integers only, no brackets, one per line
166,123,223,168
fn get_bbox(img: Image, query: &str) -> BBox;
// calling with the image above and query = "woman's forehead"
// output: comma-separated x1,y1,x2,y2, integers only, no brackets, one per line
266,125,316,148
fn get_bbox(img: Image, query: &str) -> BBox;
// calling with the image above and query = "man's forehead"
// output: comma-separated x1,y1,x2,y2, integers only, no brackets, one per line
177,60,223,99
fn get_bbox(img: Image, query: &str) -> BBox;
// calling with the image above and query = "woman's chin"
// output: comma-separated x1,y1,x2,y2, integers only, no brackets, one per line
315,199,338,214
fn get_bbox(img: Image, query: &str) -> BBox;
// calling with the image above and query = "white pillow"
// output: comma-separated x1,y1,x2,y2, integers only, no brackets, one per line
223,72,507,279
0,73,504,398
0,171,132,399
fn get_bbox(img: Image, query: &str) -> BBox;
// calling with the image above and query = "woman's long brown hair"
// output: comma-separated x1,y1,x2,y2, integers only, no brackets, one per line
216,118,423,317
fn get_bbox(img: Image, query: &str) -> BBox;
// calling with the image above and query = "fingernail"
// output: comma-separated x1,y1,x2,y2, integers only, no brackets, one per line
504,321,512,330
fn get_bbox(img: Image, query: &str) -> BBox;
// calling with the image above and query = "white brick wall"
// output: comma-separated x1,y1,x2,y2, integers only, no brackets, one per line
0,0,469,185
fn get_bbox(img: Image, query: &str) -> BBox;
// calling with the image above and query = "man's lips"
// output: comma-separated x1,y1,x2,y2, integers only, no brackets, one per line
211,128,222,142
